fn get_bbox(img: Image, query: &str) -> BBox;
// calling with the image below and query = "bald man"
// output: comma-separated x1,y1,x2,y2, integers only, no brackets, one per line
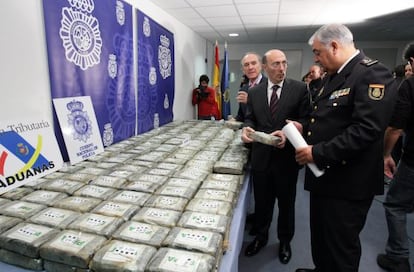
241,49,310,263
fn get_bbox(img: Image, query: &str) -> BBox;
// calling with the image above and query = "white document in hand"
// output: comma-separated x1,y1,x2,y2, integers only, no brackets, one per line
282,122,324,177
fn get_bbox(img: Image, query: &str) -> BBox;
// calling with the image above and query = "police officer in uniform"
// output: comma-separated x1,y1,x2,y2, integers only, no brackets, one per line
293,24,397,272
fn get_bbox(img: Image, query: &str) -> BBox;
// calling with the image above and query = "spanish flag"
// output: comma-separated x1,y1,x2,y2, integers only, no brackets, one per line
213,41,222,118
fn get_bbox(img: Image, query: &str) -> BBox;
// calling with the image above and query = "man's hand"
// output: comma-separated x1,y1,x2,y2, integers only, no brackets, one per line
295,146,313,165
384,155,397,178
286,119,303,134
271,130,286,148
241,126,254,143
236,91,248,104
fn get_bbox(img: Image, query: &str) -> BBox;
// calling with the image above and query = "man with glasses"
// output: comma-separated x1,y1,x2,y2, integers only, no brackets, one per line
241,49,310,264
376,42,414,272
294,24,396,272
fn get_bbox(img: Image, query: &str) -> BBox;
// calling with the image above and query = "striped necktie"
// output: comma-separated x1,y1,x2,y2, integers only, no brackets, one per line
270,85,280,119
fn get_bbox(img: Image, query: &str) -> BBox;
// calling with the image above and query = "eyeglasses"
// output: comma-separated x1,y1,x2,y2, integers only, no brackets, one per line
269,60,288,68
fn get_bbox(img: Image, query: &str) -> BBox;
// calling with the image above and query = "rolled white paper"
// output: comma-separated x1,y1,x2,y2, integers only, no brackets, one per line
282,122,325,177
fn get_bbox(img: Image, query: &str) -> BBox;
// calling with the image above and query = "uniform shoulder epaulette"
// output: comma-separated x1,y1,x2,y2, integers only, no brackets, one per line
360,57,378,66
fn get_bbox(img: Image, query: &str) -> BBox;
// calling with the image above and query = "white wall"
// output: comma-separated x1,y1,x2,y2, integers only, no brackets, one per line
1,1,52,122
220,41,410,81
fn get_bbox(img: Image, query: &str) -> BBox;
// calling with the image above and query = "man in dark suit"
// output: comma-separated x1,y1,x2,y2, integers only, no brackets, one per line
307,64,324,103
233,52,267,235
235,52,267,122
376,42,414,272
241,49,310,264
294,24,397,272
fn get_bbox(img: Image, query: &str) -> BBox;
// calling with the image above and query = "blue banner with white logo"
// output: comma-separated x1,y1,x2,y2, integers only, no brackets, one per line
43,0,136,152
137,10,175,133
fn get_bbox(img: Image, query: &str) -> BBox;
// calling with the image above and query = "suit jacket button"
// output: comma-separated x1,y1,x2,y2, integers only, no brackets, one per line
342,160,347,165
307,131,312,136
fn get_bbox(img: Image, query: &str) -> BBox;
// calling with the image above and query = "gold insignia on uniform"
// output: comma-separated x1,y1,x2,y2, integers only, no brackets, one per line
317,86,324,97
329,88,350,99
361,58,378,66
368,84,385,100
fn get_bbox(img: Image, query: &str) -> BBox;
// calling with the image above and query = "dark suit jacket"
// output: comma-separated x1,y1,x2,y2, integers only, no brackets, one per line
244,78,310,172
235,76,267,122
304,52,397,199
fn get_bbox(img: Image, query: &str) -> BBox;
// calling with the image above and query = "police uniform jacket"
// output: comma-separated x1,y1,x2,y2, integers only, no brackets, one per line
304,52,396,199
244,78,310,171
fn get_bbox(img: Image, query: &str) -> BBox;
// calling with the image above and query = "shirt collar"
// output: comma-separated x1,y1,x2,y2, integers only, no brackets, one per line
250,74,263,86
268,79,284,90
337,49,360,74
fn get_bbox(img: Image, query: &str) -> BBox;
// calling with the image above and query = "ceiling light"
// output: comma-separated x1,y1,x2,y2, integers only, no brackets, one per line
229,33,239,37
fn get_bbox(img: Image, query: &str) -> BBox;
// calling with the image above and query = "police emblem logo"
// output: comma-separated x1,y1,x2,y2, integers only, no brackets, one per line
59,7,102,70
368,84,385,100
158,35,172,79
108,54,117,79
17,143,29,155
149,67,157,85
164,93,169,109
103,123,114,147
66,100,93,142
143,17,151,37
223,89,231,102
116,0,125,26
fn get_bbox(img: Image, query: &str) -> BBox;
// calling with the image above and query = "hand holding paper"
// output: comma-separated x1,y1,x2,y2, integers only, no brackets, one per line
282,122,325,177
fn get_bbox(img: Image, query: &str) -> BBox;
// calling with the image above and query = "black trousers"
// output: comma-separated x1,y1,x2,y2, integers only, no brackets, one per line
309,194,373,272
252,160,299,243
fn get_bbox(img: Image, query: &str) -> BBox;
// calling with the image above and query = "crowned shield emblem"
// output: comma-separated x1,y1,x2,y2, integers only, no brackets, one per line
368,84,385,100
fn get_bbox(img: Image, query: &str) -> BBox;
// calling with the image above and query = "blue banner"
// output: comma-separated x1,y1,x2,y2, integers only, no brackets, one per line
43,0,136,153
0,131,49,170
137,10,175,133
221,44,231,120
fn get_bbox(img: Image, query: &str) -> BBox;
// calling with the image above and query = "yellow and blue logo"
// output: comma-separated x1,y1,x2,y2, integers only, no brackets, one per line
0,131,55,188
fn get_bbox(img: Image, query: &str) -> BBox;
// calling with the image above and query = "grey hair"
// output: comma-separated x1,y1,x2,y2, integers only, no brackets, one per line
308,24,354,47
241,52,261,66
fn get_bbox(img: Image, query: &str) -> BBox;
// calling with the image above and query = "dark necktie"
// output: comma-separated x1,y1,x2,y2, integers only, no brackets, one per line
270,85,280,119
